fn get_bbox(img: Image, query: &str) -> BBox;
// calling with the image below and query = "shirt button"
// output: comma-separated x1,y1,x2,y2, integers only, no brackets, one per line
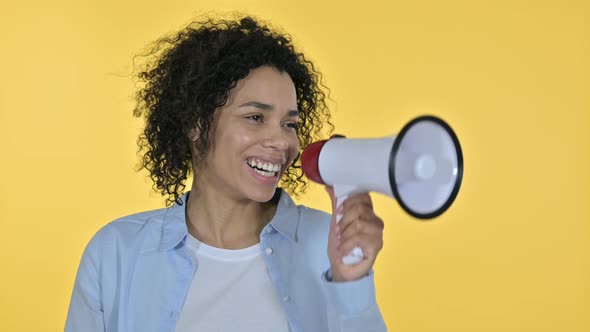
282,296,290,303
265,247,273,255
265,227,273,233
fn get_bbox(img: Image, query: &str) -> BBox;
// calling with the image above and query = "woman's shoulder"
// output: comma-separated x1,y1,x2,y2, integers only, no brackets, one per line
298,204,331,224
103,207,168,235
275,189,332,237
295,204,332,242
83,206,171,256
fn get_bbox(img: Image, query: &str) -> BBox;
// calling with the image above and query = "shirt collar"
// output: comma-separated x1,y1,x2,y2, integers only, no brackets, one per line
268,189,300,243
158,193,190,251
158,188,299,251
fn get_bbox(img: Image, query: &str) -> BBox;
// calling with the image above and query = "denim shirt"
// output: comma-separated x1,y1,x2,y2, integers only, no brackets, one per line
65,189,386,331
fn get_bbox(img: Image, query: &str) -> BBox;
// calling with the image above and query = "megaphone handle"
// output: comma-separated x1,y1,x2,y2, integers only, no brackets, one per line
335,193,365,265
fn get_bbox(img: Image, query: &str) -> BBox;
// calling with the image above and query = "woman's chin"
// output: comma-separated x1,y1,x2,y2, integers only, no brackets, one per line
247,187,278,203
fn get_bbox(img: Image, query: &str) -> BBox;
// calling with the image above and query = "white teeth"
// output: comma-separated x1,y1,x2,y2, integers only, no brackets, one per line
254,168,276,177
248,158,282,173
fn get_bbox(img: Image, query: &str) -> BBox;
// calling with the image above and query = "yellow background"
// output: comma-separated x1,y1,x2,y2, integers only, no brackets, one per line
0,0,588,331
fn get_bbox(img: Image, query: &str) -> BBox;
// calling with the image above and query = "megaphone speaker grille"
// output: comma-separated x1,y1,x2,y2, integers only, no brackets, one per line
389,115,464,219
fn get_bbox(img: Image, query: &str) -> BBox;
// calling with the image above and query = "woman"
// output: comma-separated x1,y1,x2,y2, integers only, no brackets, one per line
66,15,386,332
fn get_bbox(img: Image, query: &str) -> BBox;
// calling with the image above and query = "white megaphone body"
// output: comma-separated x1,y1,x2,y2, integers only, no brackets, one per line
301,115,464,265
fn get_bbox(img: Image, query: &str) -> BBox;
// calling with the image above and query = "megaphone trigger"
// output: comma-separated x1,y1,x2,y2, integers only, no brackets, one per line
333,185,367,265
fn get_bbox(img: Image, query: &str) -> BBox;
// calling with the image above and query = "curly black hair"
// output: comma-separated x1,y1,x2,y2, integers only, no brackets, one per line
133,15,332,206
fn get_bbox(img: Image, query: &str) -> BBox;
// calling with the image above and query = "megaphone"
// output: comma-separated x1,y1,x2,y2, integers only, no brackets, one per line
301,115,463,265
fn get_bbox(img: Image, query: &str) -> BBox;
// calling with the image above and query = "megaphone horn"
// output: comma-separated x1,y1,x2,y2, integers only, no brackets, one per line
301,115,464,264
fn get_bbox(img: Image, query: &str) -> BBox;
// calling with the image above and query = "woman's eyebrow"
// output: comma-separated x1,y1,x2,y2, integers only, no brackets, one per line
238,101,299,116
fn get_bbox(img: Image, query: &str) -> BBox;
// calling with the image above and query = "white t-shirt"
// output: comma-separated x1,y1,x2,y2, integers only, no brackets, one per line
174,234,291,332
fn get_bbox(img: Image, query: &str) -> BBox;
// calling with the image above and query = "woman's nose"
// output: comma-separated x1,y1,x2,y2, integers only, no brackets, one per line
262,127,291,150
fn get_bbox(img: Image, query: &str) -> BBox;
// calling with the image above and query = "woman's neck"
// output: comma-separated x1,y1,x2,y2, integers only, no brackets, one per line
185,181,277,249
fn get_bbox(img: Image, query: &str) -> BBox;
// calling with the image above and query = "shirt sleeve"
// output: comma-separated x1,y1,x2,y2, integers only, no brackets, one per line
65,231,106,332
321,269,387,332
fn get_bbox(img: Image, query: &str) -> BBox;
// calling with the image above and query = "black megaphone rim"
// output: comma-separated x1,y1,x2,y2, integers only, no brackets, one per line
388,115,464,219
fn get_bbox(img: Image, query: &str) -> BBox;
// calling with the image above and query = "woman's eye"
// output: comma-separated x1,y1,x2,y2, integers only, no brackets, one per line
247,115,263,122
285,122,299,130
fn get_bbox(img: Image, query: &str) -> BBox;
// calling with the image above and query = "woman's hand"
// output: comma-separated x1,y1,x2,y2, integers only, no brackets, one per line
326,186,385,282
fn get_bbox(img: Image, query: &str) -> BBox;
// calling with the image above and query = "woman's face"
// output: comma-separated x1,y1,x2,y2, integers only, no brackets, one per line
194,66,300,202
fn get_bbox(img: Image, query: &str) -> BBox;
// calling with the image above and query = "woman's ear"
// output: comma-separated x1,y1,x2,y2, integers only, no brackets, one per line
188,128,199,142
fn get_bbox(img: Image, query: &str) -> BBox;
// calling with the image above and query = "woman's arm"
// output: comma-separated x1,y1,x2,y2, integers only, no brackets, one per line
322,187,387,331
321,269,387,332
65,232,105,332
